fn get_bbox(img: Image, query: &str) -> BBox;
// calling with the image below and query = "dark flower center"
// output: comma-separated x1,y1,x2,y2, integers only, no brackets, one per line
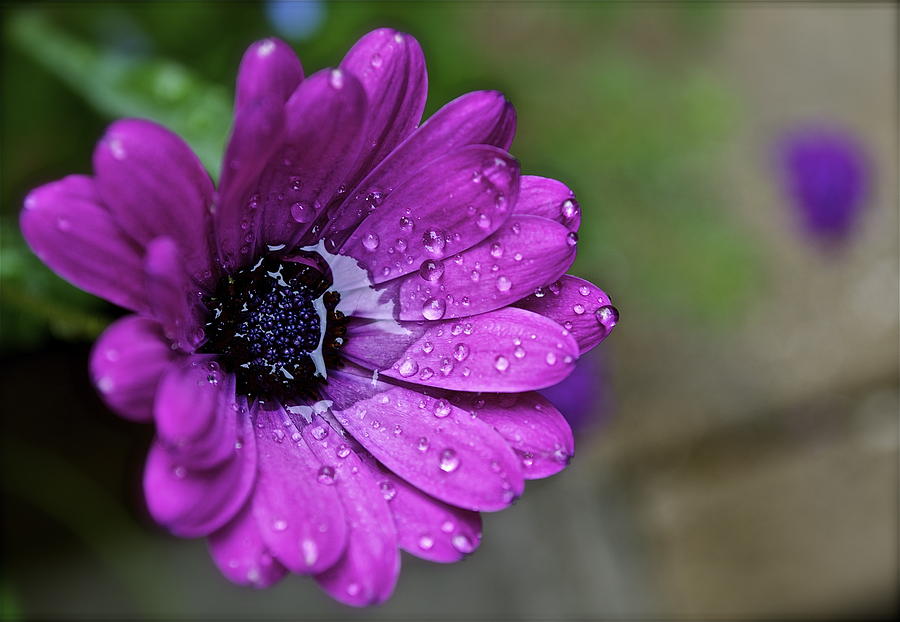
200,249,347,402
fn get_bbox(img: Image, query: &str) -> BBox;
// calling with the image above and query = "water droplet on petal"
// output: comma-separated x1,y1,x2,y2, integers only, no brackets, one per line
494,355,510,372
379,480,396,501
476,213,492,229
422,298,446,320
301,538,318,566
418,535,435,550
434,399,452,418
336,444,351,458
311,425,328,441
490,242,503,258
451,341,471,362
417,437,430,452
451,533,475,553
596,305,619,332
566,231,579,246
370,52,383,67
496,276,512,292
317,466,336,485
545,352,557,365
423,229,446,257
573,303,585,315
514,345,526,359
363,232,380,251
579,285,591,296
398,358,419,377
418,259,444,282
419,367,434,380
329,68,344,89
439,448,460,472
273,519,288,531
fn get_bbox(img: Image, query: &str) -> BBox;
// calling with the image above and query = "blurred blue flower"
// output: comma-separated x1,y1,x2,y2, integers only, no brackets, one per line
539,350,611,434
265,1,325,42
776,125,870,245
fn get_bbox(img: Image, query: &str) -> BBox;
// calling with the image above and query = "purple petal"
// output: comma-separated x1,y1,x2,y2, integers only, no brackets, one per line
343,307,580,392
305,415,400,607
323,368,524,512
20,175,146,311
154,358,239,469
339,29,427,188
516,276,617,354
515,175,580,232
234,38,304,113
209,502,288,589
217,39,303,269
144,237,206,353
250,68,368,249
321,90,517,243
373,462,482,563
89,315,175,422
251,405,348,574
143,408,256,538
462,392,574,480
93,120,216,286
340,146,520,284
363,214,575,320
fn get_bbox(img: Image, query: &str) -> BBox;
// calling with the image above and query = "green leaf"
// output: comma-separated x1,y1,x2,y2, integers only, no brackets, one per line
6,10,231,178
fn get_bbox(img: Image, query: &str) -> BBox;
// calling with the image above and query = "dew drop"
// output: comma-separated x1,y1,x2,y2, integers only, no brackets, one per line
273,519,288,531
573,303,585,315
494,355,510,372
336,444,351,459
451,533,475,554
596,305,619,331
439,357,454,376
439,448,460,472
422,341,434,354
418,535,435,550
311,425,328,441
579,285,591,296
379,480,397,501
422,298,446,320
441,520,455,533
545,352,557,365
476,213,492,230
317,466,336,485
434,399,452,418
566,231,579,246
453,343,470,362
561,199,580,220
496,276,512,292
363,232,380,251
490,242,503,258
399,216,414,232
417,437,430,452
514,345,526,359
423,229,446,257
329,68,344,89
370,52,383,67
301,538,318,566
418,259,444,282
398,358,419,377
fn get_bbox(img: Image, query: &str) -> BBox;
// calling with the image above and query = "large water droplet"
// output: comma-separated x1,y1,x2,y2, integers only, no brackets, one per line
363,232,380,251
439,448,460,472
422,228,446,257
566,231,579,247
422,298,446,320
494,355,510,372
496,276,512,292
418,259,444,282
573,303,585,315
434,399,452,418
398,358,419,377
596,305,619,332
317,466,336,485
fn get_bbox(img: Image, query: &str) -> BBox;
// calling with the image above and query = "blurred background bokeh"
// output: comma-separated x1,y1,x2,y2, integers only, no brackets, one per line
1,2,897,619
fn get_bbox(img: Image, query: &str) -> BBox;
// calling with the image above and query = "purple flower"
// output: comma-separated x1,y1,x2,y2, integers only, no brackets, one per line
776,125,870,244
20,31,617,606
539,349,612,433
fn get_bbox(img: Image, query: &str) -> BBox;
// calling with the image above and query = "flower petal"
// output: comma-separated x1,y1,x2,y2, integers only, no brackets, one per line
251,405,348,574
144,407,256,538
20,175,146,311
343,307,580,392
372,462,482,563
144,237,206,353
305,416,400,607
360,215,575,320
516,276,617,354
323,368,524,512
250,68,368,250
462,392,574,480
154,357,238,469
321,90,517,243
514,176,580,232
89,315,175,422
340,145,519,284
209,502,288,589
217,39,303,269
339,28,427,188
93,119,216,285
234,38,304,113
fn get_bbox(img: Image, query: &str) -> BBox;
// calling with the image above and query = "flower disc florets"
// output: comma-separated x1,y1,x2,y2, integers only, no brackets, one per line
200,249,347,401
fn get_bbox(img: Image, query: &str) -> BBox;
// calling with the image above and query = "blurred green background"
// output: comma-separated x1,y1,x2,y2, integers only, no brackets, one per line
1,2,897,619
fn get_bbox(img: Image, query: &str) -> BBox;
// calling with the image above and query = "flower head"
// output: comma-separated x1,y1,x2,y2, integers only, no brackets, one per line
776,125,870,245
21,30,617,606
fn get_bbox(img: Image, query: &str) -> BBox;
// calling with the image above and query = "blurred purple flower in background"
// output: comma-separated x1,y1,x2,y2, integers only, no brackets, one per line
540,349,613,434
776,125,871,245
20,30,618,606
